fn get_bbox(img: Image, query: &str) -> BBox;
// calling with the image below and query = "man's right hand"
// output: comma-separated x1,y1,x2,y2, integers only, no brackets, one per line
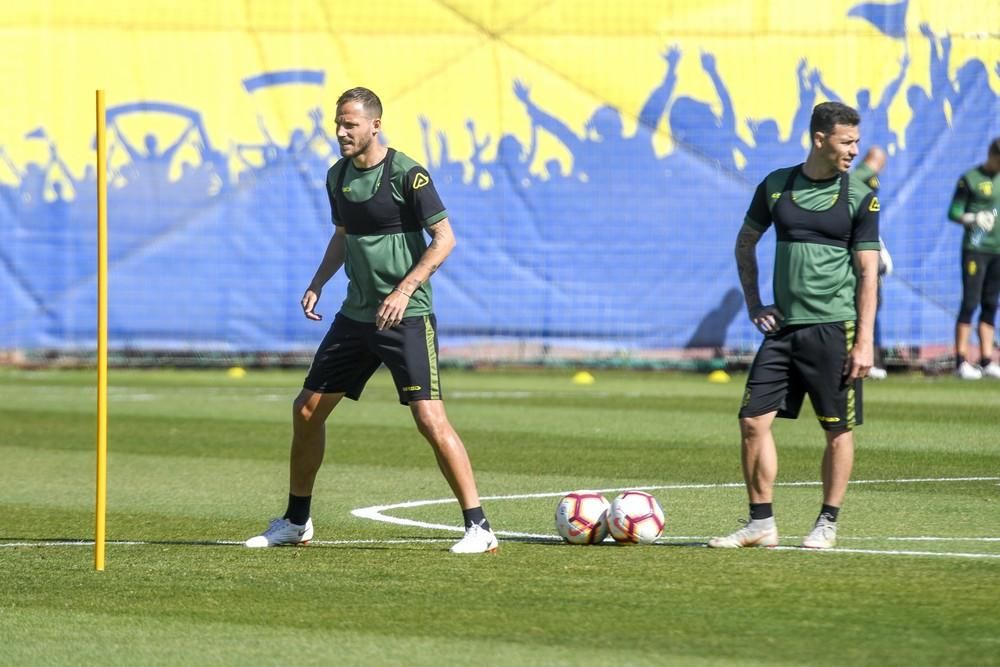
749,304,784,335
301,288,322,321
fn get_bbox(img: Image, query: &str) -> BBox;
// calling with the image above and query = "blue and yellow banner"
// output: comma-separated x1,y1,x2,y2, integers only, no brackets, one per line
1,1,998,352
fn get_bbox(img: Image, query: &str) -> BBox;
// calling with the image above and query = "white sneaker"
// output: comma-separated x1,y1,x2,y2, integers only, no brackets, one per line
449,523,498,554
867,367,887,380
981,363,1000,379
956,361,983,380
244,517,313,548
707,517,778,548
802,518,838,549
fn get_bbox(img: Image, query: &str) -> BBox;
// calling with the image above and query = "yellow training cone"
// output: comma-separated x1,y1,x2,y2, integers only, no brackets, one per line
707,369,730,383
227,366,247,379
572,371,596,385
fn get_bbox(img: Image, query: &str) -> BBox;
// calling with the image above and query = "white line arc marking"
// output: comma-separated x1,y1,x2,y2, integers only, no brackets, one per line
351,476,1000,559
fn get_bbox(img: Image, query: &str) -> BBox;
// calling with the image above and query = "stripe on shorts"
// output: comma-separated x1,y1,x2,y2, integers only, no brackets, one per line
424,315,440,399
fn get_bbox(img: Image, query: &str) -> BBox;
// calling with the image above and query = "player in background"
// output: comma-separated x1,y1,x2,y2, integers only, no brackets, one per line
709,102,880,550
948,137,1000,380
245,87,497,554
853,146,892,379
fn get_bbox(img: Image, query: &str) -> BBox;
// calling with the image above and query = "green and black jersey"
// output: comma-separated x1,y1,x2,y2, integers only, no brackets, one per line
325,149,447,322
948,166,1000,254
744,164,881,326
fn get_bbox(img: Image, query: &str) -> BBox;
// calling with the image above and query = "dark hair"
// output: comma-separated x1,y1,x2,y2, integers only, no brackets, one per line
810,101,861,136
989,137,1000,156
337,87,383,119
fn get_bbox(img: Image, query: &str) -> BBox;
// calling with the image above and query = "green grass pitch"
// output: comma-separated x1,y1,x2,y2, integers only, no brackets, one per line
2,366,999,665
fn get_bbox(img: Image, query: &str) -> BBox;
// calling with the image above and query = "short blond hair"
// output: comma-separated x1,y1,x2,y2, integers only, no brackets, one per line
337,87,382,119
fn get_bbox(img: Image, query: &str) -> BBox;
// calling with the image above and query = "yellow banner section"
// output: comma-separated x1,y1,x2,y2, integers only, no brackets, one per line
1,0,996,179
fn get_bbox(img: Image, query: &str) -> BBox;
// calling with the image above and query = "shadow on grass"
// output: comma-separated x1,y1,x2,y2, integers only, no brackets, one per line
0,535,709,549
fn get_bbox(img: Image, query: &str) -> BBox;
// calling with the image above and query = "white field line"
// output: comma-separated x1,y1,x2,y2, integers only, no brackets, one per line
4,536,1000,562
348,476,1000,560
0,538,456,548
351,476,1000,532
770,546,1000,559
3,477,998,558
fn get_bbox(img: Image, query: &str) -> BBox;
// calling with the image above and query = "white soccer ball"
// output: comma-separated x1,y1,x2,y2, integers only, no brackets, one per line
554,491,611,544
608,490,665,544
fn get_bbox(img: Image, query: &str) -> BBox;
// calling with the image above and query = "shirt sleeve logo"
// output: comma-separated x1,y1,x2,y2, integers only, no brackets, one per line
868,196,880,212
412,172,430,190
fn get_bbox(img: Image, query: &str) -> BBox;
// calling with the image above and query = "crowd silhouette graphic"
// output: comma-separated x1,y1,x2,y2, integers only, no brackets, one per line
1,28,998,353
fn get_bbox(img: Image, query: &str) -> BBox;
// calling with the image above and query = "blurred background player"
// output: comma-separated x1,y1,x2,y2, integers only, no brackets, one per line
948,137,1000,380
853,145,893,379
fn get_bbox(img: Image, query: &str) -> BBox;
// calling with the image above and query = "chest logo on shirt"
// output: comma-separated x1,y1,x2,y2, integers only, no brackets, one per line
412,173,430,190
981,182,993,197
868,197,880,212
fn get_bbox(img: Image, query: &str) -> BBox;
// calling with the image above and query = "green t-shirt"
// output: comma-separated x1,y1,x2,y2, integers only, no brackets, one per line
948,166,1000,254
325,150,448,322
744,165,881,325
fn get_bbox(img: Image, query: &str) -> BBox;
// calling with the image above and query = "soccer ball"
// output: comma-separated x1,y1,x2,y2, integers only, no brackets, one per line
608,491,665,544
554,491,610,544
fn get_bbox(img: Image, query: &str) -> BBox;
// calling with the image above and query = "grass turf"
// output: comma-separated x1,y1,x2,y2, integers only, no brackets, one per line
1,367,999,665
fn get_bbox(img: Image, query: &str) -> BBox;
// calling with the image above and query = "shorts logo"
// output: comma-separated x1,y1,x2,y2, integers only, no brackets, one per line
741,387,752,408
868,196,880,212
968,260,978,276
817,415,841,423
402,385,422,392
412,173,429,190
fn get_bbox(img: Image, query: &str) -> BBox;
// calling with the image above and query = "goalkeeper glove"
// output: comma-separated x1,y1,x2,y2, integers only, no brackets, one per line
974,210,995,233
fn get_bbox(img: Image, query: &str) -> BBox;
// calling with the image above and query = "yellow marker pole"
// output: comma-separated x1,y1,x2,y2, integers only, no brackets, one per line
95,90,108,571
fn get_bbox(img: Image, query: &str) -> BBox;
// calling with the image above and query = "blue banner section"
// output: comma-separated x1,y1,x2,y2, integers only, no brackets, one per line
848,0,909,39
1,50,999,353
242,70,326,94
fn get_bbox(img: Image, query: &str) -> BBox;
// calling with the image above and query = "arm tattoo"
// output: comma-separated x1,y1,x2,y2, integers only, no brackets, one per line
734,227,763,309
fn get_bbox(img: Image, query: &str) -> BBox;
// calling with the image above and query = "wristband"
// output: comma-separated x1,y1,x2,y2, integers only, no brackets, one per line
393,287,413,298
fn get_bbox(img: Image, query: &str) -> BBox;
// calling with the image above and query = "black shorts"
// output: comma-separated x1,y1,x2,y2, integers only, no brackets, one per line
739,322,862,432
958,249,1000,324
303,313,442,405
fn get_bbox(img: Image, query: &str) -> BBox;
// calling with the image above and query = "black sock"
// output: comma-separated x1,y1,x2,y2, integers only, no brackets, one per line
462,506,490,531
284,494,312,526
981,358,993,368
749,503,773,521
819,504,840,523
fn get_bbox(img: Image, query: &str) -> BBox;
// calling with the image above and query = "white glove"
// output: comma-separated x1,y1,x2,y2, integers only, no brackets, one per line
878,238,893,276
974,210,995,233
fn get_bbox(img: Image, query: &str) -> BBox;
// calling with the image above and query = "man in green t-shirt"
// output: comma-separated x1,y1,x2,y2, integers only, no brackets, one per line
708,102,880,551
948,137,1000,380
245,87,497,554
